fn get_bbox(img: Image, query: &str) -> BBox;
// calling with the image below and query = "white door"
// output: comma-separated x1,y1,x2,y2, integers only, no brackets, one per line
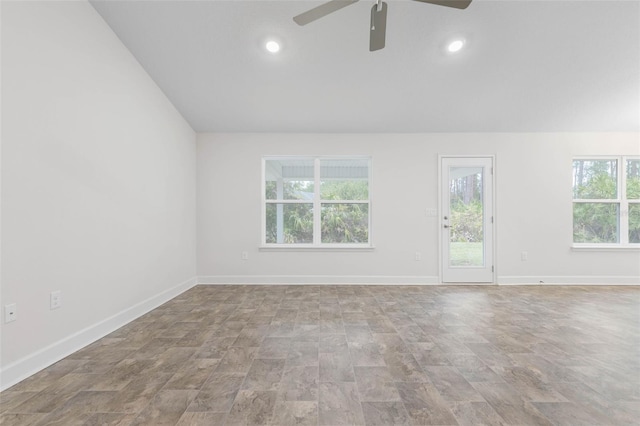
441,157,494,283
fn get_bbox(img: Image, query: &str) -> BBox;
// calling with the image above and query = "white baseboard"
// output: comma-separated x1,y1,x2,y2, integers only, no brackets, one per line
498,276,640,285
0,276,197,392
197,275,440,285
199,275,639,286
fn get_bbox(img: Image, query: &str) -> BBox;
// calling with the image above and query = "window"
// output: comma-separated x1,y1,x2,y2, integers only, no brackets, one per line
263,157,371,247
572,157,640,246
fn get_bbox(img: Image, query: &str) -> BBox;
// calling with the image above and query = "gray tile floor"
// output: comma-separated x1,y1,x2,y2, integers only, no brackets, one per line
1,285,639,425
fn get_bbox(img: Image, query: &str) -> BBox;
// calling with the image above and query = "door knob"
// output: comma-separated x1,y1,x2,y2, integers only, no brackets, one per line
443,224,449,228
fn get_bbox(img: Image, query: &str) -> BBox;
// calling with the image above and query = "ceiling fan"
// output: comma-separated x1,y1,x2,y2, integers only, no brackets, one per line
293,0,472,52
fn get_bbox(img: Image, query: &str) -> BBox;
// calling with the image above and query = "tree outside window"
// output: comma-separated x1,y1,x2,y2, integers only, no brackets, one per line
572,157,639,245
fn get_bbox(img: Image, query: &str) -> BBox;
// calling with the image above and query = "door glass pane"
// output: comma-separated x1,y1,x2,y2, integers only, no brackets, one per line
449,167,484,267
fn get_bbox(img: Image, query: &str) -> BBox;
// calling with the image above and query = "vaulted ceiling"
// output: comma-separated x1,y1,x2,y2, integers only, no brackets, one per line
91,0,639,133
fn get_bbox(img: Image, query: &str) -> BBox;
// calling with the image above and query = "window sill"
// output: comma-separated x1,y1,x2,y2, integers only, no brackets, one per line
259,245,375,252
571,244,640,251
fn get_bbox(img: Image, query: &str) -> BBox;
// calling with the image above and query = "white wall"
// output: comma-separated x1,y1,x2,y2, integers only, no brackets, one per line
1,1,196,389
1,0,637,393
197,133,640,284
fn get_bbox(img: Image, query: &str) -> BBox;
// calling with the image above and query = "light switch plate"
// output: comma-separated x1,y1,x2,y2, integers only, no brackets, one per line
50,291,62,310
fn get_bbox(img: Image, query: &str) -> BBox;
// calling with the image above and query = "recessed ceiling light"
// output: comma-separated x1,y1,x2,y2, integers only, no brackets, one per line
265,40,280,53
447,39,465,53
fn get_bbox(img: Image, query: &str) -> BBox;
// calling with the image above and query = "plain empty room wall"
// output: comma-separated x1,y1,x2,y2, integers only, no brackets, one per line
1,1,196,389
197,132,640,284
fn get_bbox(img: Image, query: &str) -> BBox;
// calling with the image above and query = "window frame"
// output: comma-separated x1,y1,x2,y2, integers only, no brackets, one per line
572,155,640,249
261,155,373,249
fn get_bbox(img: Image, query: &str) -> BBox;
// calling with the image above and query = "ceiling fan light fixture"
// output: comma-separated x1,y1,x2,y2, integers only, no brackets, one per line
447,39,465,53
265,40,281,53
293,0,473,52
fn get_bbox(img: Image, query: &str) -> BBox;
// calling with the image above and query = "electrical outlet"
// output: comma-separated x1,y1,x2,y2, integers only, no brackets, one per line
5,304,17,323
415,252,422,261
241,251,249,260
521,251,528,261
50,291,62,310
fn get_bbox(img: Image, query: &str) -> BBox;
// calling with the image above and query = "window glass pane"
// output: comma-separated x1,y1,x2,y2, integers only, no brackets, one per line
280,180,315,201
265,159,314,200
265,181,277,200
627,159,640,199
573,203,619,243
629,204,640,243
572,159,617,199
320,159,369,200
321,203,369,243
266,203,313,244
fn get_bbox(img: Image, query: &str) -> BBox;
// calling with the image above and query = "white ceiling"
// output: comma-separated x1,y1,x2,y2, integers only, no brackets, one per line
90,0,640,133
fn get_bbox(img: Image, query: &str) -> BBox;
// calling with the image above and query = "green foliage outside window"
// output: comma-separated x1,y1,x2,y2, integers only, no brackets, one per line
574,173,618,199
628,204,640,243
626,160,640,243
573,203,619,243
321,180,368,200
321,180,369,243
266,203,313,244
265,179,369,244
572,159,639,244
449,171,483,243
627,159,640,199
321,203,369,243
450,201,483,243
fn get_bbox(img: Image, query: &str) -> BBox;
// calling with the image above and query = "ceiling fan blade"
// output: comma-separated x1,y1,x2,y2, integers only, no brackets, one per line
369,2,388,51
412,0,472,10
293,0,359,26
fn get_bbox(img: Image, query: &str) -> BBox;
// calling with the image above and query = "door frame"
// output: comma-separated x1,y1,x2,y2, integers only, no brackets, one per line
438,154,497,284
